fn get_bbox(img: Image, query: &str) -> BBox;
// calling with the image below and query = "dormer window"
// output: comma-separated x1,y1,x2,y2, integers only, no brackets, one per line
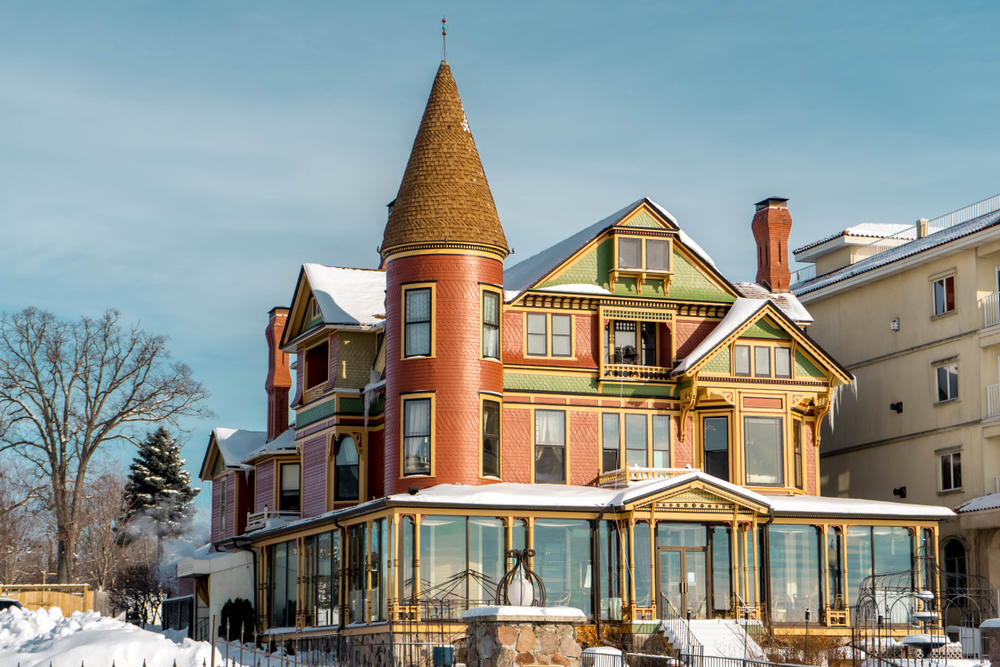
646,239,670,271
309,297,321,320
615,236,672,272
619,238,642,269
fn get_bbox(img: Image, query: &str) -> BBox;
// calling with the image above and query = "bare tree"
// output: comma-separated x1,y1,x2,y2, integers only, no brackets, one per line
0,461,41,583
0,308,213,583
77,462,130,591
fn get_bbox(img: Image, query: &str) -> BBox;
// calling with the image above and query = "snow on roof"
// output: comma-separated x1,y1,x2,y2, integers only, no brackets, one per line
671,299,768,375
534,283,615,296
794,223,915,254
956,492,1000,513
303,264,385,326
733,283,813,323
768,494,955,519
212,428,266,468
241,427,296,464
794,209,1000,296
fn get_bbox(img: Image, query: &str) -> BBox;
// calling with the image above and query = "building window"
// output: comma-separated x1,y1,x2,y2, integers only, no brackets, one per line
534,410,566,484
618,237,642,269
268,540,298,628
943,540,967,603
940,452,962,491
793,419,803,490
612,321,637,363
403,398,431,476
646,239,670,271
775,348,792,379
933,276,955,316
482,291,500,360
625,414,647,467
305,341,329,389
526,313,547,356
703,417,729,482
279,463,301,512
309,297,321,319
735,345,751,376
551,315,572,357
744,416,783,486
653,415,670,467
334,437,359,501
482,400,500,478
754,346,771,378
219,475,227,536
404,287,432,357
602,413,620,472
641,323,657,366
936,363,958,402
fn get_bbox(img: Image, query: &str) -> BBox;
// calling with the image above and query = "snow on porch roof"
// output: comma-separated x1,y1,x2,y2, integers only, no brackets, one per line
303,264,385,327
769,494,954,520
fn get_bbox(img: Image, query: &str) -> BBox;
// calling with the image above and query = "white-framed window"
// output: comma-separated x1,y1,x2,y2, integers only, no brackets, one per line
936,363,958,402
933,275,955,316
403,398,431,476
534,410,566,484
940,452,962,491
482,291,500,360
526,313,547,356
404,288,432,357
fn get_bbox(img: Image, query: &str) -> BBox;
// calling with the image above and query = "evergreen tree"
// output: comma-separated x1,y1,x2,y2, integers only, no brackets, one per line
123,427,200,537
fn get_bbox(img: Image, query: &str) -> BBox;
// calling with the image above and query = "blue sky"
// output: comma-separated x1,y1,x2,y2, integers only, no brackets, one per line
1,2,998,507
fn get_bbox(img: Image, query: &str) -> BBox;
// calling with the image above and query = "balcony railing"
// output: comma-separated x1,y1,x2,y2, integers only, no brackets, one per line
598,464,701,488
983,292,1000,329
601,363,673,382
988,384,1000,420
789,265,816,286
302,384,325,404
246,507,301,532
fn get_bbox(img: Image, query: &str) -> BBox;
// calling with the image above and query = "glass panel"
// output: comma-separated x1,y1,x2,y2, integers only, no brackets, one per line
483,400,501,478
534,410,566,484
513,519,528,553
306,342,329,389
712,526,731,613
403,398,431,476
703,417,729,482
405,288,431,357
625,414,647,468
280,464,300,512
652,415,670,468
754,346,771,377
641,322,657,366
647,239,669,271
735,345,750,376
953,452,962,488
527,313,547,355
420,516,468,606
775,348,791,378
946,276,955,311
347,524,365,624
828,529,843,610
534,519,592,616
793,421,803,489
602,413,620,472
619,238,641,269
949,364,959,399
634,522,652,607
371,519,384,621
482,292,500,359
846,526,872,609
400,517,415,600
941,454,953,490
660,550,683,617
316,532,334,626
273,542,287,626
552,315,572,357
335,437,359,501
874,526,913,622
768,524,820,623
469,518,505,602
686,550,708,619
658,524,707,548
934,279,946,315
600,521,621,621
744,416,783,486
613,321,637,364
303,535,316,626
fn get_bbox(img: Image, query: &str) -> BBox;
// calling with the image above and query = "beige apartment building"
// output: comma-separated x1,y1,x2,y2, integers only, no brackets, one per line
791,193,1000,611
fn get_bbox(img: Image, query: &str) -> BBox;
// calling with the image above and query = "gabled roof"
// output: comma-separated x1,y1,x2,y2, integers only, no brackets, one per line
280,264,385,348
198,427,267,480
732,282,813,323
502,198,720,300
670,297,851,385
241,428,297,464
381,61,508,257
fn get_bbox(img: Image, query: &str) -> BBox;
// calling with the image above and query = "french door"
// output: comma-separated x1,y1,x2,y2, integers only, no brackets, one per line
657,547,708,619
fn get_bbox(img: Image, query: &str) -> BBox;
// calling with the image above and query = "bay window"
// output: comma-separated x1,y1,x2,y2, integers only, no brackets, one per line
334,437,359,501
602,414,620,472
703,417,729,481
744,416,783,486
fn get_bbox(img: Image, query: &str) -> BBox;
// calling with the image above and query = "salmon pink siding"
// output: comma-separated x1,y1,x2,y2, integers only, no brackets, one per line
675,319,716,359
502,312,599,368
569,411,599,485
501,407,531,483
674,415,695,468
301,435,327,518
805,421,818,495
255,460,275,513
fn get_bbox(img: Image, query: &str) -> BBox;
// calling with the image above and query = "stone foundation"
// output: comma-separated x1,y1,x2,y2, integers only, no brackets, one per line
462,606,586,667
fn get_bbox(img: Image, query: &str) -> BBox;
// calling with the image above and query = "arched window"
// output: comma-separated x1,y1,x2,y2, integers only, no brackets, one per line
943,539,967,602
335,436,359,501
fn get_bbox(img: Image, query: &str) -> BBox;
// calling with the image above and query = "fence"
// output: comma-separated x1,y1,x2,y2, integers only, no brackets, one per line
0,583,93,613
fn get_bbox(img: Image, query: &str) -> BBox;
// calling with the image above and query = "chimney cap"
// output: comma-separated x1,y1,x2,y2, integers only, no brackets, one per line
755,197,789,212
268,306,290,319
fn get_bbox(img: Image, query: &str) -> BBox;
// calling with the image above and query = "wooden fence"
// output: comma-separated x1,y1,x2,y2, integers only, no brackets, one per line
0,583,94,613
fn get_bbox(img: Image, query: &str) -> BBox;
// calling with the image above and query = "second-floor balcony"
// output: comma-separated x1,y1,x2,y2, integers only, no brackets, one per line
988,384,1000,420
597,464,700,488
601,362,673,382
983,292,1000,330
246,507,301,532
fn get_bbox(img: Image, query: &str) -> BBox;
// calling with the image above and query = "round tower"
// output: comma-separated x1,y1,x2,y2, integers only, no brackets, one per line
381,61,509,495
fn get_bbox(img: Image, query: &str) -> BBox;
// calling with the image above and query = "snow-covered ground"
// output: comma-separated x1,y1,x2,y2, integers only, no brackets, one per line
0,606,273,667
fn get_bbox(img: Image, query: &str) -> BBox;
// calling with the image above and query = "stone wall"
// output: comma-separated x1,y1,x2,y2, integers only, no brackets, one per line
464,607,585,667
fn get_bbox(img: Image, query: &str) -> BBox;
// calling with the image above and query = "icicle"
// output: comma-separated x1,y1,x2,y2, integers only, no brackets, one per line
827,375,858,433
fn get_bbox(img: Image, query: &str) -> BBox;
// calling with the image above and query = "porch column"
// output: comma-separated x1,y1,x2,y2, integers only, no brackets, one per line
820,525,830,625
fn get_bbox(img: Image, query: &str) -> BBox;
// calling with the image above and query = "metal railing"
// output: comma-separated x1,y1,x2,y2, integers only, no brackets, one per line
678,654,806,667
989,384,1000,420
659,593,704,657
246,507,301,532
983,292,1000,328
789,265,816,286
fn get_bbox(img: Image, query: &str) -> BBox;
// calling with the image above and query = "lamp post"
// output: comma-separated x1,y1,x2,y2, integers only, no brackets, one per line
743,610,750,667
687,609,692,656
804,608,810,663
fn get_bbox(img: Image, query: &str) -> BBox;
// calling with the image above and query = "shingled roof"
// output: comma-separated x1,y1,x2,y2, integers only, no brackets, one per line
381,61,508,257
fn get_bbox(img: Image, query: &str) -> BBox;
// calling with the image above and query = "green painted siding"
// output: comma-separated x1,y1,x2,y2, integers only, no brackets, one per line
703,348,731,374
794,350,826,379
742,318,791,340
669,250,736,303
340,397,364,415
503,372,677,398
539,238,613,290
296,398,338,428
621,210,661,228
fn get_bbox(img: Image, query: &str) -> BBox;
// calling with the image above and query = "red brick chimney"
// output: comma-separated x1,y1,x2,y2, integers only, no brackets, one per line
265,307,292,441
752,197,792,292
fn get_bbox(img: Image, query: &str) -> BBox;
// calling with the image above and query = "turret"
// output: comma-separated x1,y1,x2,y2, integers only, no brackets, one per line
381,61,509,494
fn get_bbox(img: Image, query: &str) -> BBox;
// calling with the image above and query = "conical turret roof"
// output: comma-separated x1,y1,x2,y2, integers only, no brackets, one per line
382,62,508,257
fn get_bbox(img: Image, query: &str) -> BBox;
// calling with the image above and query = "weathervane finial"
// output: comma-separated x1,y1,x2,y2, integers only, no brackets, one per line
441,15,448,61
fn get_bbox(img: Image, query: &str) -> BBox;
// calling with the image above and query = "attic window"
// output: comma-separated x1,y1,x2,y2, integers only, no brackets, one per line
647,239,669,271
306,341,329,389
619,238,642,269
309,297,321,319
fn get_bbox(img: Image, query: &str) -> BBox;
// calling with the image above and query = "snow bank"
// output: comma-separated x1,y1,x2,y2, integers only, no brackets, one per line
0,606,224,667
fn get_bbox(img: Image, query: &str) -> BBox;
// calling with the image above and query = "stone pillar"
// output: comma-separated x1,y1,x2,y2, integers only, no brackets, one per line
462,606,586,667
980,619,1000,667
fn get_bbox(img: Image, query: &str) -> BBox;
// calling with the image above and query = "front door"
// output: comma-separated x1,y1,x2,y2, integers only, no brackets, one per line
658,547,708,619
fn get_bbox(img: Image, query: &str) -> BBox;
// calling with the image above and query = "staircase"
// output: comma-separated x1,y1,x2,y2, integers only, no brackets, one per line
661,619,765,660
